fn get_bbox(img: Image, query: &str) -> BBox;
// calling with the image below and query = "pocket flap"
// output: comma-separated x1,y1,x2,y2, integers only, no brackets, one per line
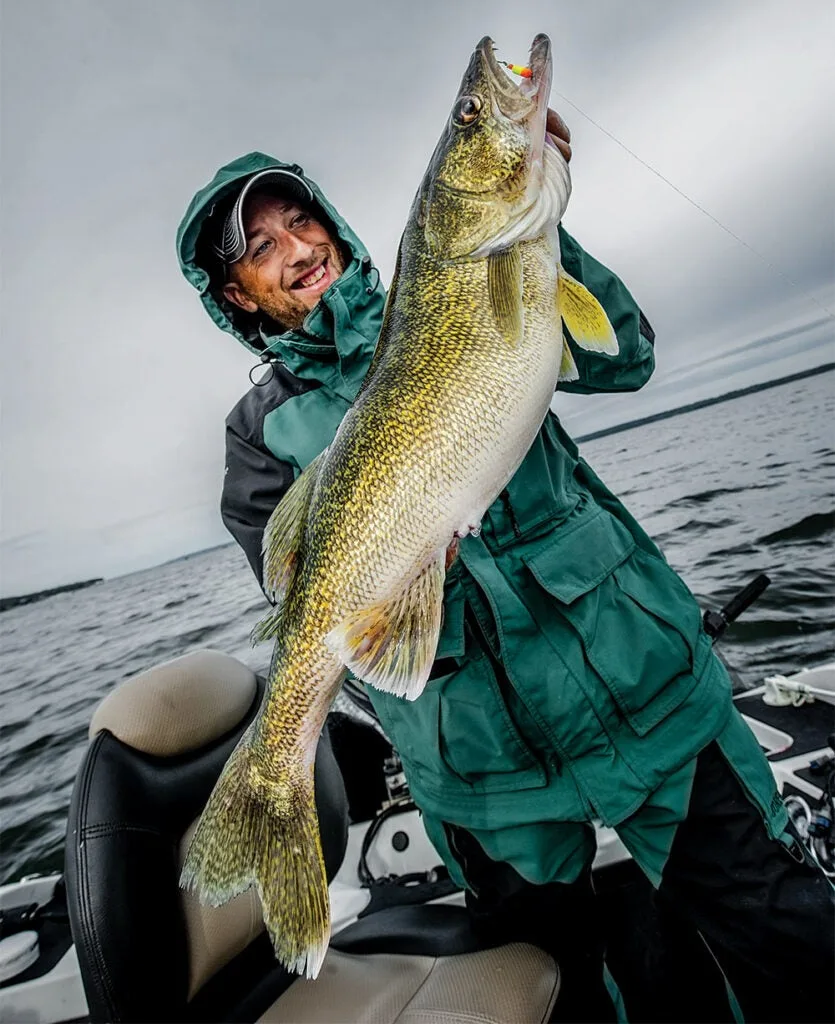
523,507,636,604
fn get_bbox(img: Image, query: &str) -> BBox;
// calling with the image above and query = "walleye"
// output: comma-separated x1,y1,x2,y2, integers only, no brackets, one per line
181,33,617,978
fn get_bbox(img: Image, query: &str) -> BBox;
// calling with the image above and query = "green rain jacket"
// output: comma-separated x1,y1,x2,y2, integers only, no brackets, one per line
178,153,758,873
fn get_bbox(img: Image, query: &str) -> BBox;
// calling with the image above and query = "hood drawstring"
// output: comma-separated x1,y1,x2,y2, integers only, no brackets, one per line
361,255,381,295
249,352,278,386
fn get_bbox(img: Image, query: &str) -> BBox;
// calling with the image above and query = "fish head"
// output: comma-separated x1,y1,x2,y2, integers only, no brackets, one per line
419,34,568,260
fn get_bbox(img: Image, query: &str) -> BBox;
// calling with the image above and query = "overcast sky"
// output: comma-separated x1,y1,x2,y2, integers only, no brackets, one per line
1,0,833,596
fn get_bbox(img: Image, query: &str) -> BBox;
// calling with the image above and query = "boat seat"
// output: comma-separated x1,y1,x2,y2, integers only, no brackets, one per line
65,649,559,1023
258,944,558,1023
65,649,347,1022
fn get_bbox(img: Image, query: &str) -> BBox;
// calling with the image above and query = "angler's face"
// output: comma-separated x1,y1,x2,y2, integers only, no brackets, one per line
222,193,346,330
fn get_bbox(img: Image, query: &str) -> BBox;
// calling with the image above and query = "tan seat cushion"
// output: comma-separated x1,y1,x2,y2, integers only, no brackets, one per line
89,649,257,755
259,944,559,1024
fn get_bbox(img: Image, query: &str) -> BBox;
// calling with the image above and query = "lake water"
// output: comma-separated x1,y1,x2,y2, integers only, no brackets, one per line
1,370,833,884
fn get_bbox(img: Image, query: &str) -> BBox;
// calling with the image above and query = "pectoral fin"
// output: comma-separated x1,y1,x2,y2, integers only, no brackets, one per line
324,552,446,701
557,266,619,354
558,334,580,382
488,245,524,345
261,448,328,607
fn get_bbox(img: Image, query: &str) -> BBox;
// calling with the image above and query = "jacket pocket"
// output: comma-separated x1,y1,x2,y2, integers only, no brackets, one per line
436,651,547,792
523,506,704,735
384,650,547,795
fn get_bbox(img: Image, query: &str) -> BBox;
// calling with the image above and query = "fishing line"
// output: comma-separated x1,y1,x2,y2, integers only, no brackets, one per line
552,88,835,322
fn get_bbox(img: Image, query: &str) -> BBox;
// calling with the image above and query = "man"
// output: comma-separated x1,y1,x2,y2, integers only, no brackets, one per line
177,111,833,1022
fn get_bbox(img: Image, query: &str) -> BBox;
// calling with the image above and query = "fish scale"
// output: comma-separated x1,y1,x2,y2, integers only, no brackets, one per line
181,31,619,979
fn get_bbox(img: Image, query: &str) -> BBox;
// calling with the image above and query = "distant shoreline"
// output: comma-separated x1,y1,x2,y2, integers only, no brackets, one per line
3,363,832,605
0,578,104,613
575,361,835,444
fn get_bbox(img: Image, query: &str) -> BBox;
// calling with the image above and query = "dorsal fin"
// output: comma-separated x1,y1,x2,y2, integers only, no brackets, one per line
262,447,328,605
252,448,328,646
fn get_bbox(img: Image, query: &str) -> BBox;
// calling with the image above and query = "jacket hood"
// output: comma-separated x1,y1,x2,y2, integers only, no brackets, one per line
177,152,386,399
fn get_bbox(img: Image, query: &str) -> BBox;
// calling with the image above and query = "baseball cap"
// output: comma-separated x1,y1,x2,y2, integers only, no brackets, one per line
211,167,314,265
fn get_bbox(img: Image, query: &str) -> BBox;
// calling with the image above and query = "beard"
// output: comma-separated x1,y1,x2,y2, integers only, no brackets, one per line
255,242,347,332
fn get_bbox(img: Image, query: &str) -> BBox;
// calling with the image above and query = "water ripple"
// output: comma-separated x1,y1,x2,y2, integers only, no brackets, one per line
759,511,834,546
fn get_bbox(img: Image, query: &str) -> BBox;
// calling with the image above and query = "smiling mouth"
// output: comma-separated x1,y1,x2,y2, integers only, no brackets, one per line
293,259,328,289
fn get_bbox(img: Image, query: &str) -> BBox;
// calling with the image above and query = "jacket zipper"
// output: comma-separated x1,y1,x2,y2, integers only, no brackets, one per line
463,603,560,776
499,489,522,538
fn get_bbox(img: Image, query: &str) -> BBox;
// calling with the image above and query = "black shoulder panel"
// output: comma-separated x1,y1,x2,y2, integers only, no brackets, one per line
222,364,321,588
225,363,320,444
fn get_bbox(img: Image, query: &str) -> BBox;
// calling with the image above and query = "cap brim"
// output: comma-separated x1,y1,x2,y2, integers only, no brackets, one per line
214,168,314,264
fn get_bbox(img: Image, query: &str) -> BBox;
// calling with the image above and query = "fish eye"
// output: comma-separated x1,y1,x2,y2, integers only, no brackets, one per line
454,95,482,126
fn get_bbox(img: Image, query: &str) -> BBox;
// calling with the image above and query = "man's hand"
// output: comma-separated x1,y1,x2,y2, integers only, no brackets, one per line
445,536,460,571
547,108,572,163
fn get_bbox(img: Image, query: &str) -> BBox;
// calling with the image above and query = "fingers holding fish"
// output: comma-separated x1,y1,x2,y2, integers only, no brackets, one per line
546,107,572,163
445,536,460,570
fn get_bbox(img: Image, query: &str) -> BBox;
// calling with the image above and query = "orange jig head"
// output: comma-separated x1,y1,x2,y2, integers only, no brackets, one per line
498,60,533,79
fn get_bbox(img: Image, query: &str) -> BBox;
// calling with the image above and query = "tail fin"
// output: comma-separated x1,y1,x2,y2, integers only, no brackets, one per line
180,730,330,979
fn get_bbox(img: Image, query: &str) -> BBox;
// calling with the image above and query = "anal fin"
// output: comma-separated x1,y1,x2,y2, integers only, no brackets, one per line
324,552,446,701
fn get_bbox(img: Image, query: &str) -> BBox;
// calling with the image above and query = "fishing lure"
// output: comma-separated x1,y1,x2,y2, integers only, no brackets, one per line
499,60,532,79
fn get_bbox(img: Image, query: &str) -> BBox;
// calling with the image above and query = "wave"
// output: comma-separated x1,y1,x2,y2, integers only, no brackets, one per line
759,511,835,546
125,623,229,667
700,542,760,561
0,732,67,775
668,483,772,509
3,371,832,885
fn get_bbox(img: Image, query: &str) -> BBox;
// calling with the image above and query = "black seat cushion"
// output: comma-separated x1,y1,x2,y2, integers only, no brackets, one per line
330,903,500,958
65,676,348,1024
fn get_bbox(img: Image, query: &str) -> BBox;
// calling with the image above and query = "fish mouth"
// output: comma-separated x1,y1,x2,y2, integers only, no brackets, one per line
477,34,552,163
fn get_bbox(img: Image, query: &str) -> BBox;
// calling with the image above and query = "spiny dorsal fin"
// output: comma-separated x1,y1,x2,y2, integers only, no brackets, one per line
557,265,619,354
324,551,446,701
488,245,524,345
261,447,328,605
558,334,580,382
